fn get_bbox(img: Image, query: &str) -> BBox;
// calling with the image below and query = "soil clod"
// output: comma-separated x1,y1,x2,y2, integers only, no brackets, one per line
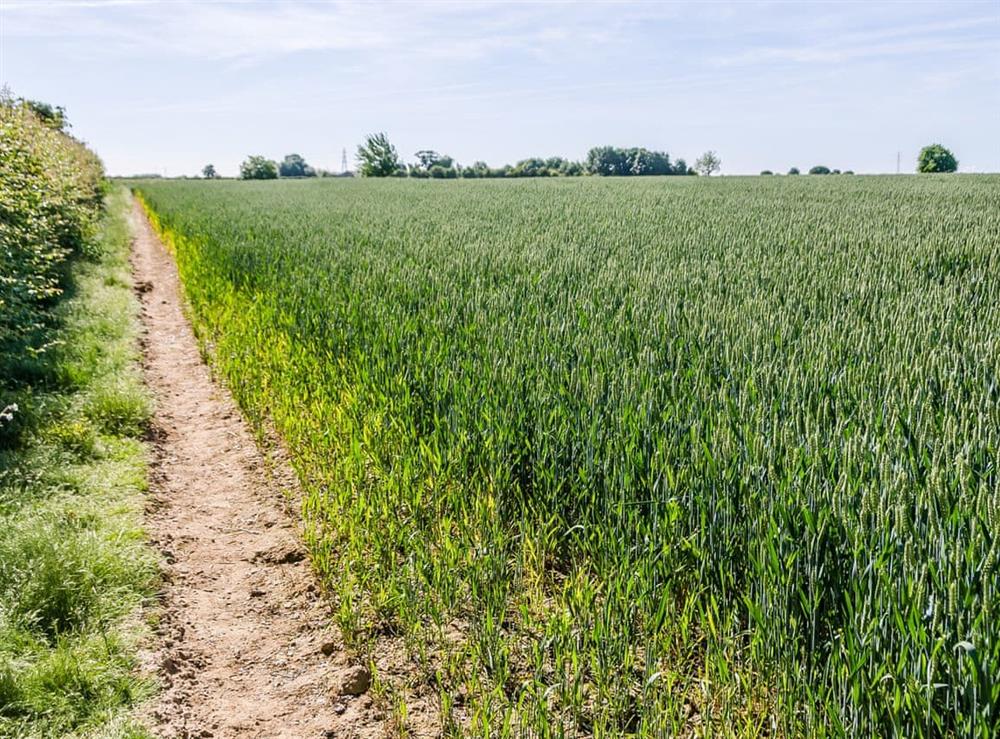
339,665,372,696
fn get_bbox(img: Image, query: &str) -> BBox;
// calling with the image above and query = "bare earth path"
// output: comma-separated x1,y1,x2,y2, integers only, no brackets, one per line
129,199,384,738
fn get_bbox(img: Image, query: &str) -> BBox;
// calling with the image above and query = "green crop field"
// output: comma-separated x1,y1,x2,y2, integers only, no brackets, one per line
135,175,999,737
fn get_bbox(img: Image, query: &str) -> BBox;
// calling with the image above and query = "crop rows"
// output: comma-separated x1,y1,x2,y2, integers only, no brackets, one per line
136,175,1000,737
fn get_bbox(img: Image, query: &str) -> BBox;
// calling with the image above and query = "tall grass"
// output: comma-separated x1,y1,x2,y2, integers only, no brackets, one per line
0,186,156,738
137,175,999,737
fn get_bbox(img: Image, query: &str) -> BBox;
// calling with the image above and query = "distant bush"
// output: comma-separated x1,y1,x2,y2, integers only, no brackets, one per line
511,157,548,177
0,94,105,370
549,157,584,177
240,155,278,180
760,170,774,176
278,153,316,178
917,144,958,173
429,164,457,179
460,161,487,178
809,165,832,175
788,167,800,175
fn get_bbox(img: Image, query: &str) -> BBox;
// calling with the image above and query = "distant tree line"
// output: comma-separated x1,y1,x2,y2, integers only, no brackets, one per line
228,138,960,181
585,147,694,176
354,133,722,179
232,153,351,180
763,144,958,176
806,166,854,175
763,166,855,176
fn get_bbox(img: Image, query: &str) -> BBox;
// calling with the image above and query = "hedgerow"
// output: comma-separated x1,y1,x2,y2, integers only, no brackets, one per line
1,95,155,737
0,92,105,386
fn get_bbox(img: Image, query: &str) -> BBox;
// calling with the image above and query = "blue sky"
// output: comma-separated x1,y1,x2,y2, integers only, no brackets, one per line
2,0,997,176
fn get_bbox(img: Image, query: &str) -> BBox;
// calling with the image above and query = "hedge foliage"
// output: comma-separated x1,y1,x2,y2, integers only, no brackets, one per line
0,96,105,365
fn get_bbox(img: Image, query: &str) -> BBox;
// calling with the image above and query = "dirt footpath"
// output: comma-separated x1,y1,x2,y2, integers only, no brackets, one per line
129,199,384,738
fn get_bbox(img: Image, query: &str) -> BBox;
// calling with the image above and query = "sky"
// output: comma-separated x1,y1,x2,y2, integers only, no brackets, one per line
1,0,998,176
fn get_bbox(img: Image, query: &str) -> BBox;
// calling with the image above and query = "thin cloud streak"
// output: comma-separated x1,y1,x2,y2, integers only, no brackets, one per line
718,37,999,66
2,0,618,62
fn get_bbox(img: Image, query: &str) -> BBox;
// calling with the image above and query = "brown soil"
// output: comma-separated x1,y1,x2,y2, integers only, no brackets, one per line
128,199,392,738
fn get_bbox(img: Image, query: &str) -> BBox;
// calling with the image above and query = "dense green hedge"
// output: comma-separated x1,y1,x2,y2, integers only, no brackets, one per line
0,95,105,370
0,100,155,735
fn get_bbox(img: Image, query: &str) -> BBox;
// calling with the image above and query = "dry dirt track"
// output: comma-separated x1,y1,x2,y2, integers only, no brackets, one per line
129,199,386,738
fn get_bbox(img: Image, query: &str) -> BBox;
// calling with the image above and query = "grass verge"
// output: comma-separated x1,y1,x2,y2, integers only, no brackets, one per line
0,186,157,739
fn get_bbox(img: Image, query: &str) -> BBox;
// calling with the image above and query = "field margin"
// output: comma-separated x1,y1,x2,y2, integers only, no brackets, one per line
0,185,158,738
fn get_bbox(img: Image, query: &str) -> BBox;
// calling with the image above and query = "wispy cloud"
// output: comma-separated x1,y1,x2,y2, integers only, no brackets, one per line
2,0,618,63
714,13,999,66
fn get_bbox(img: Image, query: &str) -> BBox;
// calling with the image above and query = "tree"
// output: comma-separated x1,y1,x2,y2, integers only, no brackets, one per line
412,150,455,177
279,153,315,177
356,133,402,177
512,157,547,177
202,164,218,179
809,165,831,175
413,150,448,170
545,157,567,175
415,150,437,169
760,170,774,176
461,161,490,178
788,167,801,175
628,148,672,176
586,146,676,176
694,151,721,176
586,146,629,176
917,144,958,173
239,155,278,180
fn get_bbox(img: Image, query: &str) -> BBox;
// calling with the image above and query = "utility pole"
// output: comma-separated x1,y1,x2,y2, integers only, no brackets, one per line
896,151,900,174
341,148,348,174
